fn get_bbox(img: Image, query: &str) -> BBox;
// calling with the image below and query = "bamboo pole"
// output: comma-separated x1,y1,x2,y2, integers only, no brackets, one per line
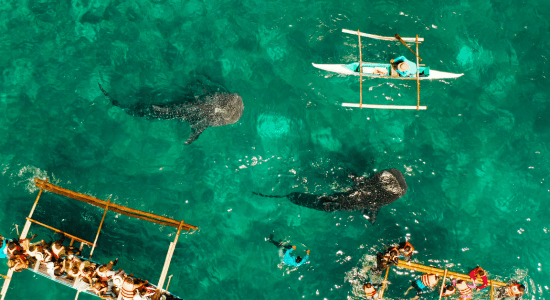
1,179,48,300
416,35,420,111
396,260,506,287
25,218,95,246
490,280,494,300
75,291,80,300
358,29,363,109
342,30,425,43
342,103,427,110
35,179,197,230
157,221,184,291
438,269,448,300
89,199,110,260
378,266,391,299
165,275,174,292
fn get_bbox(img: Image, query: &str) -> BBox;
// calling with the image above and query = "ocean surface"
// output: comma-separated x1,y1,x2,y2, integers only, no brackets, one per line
1,0,549,299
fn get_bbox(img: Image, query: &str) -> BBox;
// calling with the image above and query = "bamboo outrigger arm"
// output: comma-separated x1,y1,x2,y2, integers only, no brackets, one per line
342,29,424,43
34,179,197,231
396,260,507,287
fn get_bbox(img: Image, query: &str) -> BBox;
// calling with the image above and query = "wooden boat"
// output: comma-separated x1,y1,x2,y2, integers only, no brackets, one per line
312,29,464,110
0,178,198,300
312,62,464,80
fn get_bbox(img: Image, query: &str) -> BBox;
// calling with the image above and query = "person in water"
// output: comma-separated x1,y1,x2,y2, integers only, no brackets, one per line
405,273,439,300
398,241,415,261
440,285,456,298
373,247,399,274
363,280,390,299
494,282,525,300
469,266,489,290
453,279,476,299
391,56,417,77
0,235,8,259
267,234,310,267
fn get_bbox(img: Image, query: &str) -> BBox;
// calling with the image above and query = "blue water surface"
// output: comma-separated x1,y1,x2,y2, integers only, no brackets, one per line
0,0,549,299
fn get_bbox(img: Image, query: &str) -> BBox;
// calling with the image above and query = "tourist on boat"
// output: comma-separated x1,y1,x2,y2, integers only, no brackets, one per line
51,238,67,261
120,277,149,300
494,282,525,300
469,266,489,290
453,279,476,299
405,273,439,300
283,245,310,267
95,259,119,281
440,284,456,297
27,244,53,263
90,281,116,300
6,241,25,258
390,56,417,77
398,241,415,261
7,256,29,272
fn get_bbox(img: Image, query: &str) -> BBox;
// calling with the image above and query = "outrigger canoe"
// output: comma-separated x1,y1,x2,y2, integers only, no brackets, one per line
312,62,464,80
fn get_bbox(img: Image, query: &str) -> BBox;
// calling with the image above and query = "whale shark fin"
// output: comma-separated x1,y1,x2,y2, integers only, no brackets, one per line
362,208,379,225
184,123,208,145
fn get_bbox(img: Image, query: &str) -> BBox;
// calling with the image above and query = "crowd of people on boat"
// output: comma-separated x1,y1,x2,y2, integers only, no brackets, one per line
0,234,177,300
361,242,526,300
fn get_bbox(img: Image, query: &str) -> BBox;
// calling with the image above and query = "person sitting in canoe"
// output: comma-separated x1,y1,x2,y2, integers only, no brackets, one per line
391,56,417,77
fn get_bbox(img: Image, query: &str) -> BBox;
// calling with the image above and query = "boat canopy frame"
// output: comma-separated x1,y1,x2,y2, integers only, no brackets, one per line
0,178,197,300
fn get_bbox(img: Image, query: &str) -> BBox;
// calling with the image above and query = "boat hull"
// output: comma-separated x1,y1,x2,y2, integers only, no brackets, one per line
312,63,463,80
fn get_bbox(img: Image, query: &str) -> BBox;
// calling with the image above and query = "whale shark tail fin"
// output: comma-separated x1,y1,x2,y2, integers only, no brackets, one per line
252,192,286,198
363,208,379,225
98,83,120,106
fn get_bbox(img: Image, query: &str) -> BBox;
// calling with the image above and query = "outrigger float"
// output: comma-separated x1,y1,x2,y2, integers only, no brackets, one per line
0,178,198,300
375,259,507,300
312,29,464,110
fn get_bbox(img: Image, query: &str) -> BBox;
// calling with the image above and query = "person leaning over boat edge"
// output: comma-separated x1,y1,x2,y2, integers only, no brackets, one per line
391,56,417,77
469,266,489,290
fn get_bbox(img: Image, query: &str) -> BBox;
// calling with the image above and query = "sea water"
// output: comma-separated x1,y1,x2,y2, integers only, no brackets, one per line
0,0,549,299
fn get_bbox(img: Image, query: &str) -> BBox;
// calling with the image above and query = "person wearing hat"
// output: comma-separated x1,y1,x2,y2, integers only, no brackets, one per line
391,56,417,77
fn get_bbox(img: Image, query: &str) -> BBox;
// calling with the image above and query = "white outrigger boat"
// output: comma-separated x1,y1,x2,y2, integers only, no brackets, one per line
313,29,464,110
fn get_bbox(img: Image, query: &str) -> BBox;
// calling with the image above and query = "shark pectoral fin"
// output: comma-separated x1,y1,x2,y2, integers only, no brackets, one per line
362,209,379,225
184,124,208,145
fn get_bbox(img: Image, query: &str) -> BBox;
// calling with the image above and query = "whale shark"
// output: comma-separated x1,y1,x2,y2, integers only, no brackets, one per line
99,82,244,145
254,168,407,224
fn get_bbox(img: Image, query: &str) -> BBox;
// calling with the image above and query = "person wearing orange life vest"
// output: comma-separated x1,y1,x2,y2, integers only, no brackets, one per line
405,274,439,300
363,279,390,299
373,247,399,275
398,241,415,261
469,266,489,290
440,285,456,298
120,277,149,300
495,283,525,300
452,279,476,299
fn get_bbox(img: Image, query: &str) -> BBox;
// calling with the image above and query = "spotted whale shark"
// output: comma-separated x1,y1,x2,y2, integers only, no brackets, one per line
254,168,407,224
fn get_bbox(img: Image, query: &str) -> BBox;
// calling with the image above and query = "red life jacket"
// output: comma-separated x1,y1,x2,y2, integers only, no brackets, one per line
506,284,524,297
121,280,136,300
421,274,438,287
456,281,472,296
364,285,377,297
400,242,414,256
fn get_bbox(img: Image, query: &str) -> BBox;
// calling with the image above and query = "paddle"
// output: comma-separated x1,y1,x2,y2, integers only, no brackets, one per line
395,34,422,61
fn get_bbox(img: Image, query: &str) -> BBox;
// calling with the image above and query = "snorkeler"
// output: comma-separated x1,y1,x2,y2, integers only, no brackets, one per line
283,245,310,267
363,280,390,299
453,279,476,299
404,273,439,300
494,283,525,300
469,266,489,290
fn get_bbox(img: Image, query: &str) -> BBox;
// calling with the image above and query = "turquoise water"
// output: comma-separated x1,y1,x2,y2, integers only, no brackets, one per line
1,0,549,299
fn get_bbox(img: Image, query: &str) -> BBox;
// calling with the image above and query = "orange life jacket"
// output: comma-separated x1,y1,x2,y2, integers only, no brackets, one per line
400,242,414,256
456,281,472,296
121,280,136,300
421,274,438,287
364,285,377,297
506,284,524,297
